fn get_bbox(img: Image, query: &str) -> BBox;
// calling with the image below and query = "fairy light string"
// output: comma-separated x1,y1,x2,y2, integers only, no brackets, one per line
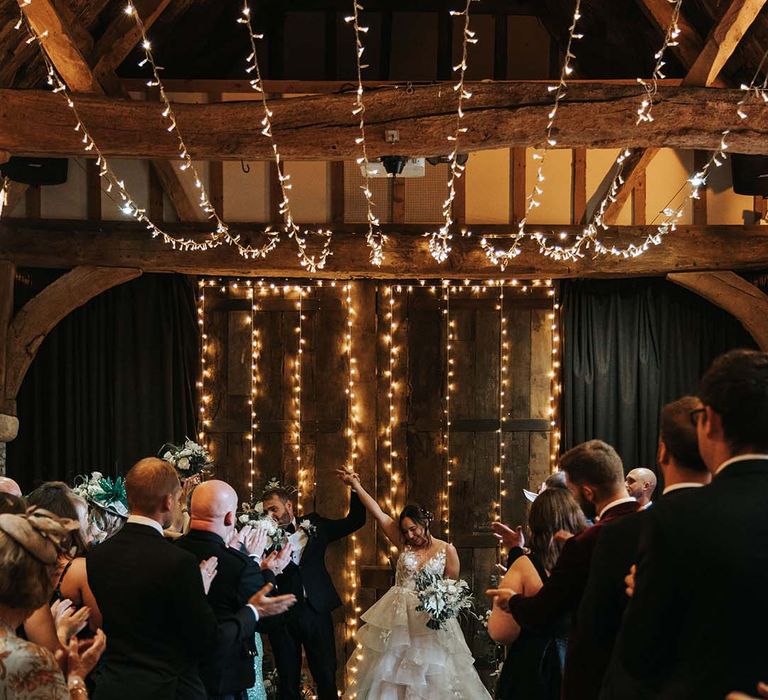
249,286,262,501
293,287,305,514
344,0,387,266
427,0,479,264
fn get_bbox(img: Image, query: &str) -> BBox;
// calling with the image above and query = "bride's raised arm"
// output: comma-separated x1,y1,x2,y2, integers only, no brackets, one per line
336,469,402,546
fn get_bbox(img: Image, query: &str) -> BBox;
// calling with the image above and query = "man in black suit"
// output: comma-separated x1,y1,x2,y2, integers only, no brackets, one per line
579,396,711,700
613,350,768,700
487,439,639,700
177,480,295,700
262,483,366,700
87,458,295,700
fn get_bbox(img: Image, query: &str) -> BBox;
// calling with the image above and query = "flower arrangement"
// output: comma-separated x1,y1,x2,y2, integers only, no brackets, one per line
238,501,285,550
72,472,129,518
297,519,317,538
414,569,475,630
264,669,315,699
158,437,213,478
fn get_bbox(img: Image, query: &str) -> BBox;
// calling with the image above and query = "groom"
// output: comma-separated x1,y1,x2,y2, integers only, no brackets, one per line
261,480,366,700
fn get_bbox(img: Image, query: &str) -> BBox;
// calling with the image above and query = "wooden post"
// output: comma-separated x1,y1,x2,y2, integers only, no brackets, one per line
572,148,586,224
493,14,508,80
391,178,406,224
86,159,102,221
632,171,647,225
693,150,708,225
0,260,15,429
330,162,345,225
25,186,41,219
209,92,224,218
510,147,526,223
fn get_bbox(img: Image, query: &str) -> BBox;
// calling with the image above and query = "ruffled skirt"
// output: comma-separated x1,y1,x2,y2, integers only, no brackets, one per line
344,585,492,699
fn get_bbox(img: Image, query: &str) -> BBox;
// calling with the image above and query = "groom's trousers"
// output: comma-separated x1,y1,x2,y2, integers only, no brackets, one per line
268,602,337,700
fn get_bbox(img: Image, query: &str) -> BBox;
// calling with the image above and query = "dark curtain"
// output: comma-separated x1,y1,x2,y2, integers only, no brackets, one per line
561,278,757,474
7,273,199,492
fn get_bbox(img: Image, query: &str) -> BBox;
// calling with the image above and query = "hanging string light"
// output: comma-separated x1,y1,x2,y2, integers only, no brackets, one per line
494,282,508,528
293,287,305,514
548,285,562,471
238,2,334,272
426,0,479,264
383,286,400,520
196,282,212,456
442,281,453,540
249,285,262,501
344,0,387,266
636,0,683,124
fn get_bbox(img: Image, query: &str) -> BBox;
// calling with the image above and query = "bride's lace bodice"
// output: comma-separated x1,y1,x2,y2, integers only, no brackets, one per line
395,545,447,589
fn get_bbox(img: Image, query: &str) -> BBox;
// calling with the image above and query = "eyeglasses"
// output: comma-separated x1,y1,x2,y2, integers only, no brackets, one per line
689,407,706,427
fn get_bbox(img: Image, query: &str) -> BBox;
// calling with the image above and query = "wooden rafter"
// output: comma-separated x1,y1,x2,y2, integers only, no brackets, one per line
3,83,768,161
3,219,768,279
3,265,142,404
668,271,768,350
600,0,766,224
11,0,200,222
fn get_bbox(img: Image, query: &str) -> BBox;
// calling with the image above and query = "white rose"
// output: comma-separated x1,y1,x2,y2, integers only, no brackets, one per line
176,457,190,470
254,502,264,514
239,514,250,524
299,519,311,530
162,451,173,462
91,471,103,481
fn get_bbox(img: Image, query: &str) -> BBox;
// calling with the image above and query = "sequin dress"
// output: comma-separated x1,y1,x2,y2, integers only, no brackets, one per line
344,545,492,699
246,633,267,700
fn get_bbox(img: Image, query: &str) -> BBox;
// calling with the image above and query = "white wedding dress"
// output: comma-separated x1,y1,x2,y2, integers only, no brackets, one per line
344,544,492,699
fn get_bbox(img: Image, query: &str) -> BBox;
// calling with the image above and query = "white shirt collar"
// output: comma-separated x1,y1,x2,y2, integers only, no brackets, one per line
662,482,705,495
597,496,637,520
715,454,768,476
127,514,164,535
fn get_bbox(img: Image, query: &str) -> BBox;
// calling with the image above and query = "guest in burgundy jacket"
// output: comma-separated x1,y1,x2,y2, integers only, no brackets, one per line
488,439,639,700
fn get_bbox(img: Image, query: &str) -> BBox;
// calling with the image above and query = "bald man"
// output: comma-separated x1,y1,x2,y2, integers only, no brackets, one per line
0,476,22,497
624,468,657,509
87,459,295,700
177,481,294,700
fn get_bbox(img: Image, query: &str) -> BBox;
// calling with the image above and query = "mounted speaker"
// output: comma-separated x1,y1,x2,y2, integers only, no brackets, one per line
0,157,68,186
730,153,768,197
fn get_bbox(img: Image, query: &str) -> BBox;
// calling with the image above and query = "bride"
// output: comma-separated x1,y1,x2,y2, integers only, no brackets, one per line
336,469,492,700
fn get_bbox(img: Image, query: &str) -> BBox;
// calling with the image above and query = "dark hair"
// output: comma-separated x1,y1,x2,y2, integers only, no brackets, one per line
399,504,433,538
660,396,707,473
26,482,87,555
0,493,26,515
559,440,624,501
528,488,588,572
699,349,768,452
262,488,292,504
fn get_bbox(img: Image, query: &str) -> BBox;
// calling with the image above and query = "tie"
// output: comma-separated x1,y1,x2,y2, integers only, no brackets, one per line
285,522,296,535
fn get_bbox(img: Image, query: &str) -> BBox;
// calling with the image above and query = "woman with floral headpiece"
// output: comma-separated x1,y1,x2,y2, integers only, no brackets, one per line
335,469,492,699
0,506,107,699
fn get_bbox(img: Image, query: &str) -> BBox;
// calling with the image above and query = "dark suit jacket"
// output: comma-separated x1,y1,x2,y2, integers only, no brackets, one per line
507,499,639,700
175,529,276,696
87,522,256,700
273,492,366,613
614,458,768,700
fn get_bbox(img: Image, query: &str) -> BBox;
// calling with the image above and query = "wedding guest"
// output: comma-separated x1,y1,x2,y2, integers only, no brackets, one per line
0,476,22,496
262,479,366,700
579,397,711,700
26,483,98,627
176,480,295,700
73,473,129,545
487,439,639,700
87,458,295,700
0,506,106,699
613,350,768,699
488,488,588,700
624,468,657,509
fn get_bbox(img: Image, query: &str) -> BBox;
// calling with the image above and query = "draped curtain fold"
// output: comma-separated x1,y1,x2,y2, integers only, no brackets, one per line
560,278,757,474
7,273,199,492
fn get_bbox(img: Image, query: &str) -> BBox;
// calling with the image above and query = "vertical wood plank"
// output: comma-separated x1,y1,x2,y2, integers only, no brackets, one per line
0,260,14,402
572,148,587,224
436,6,452,81
148,162,164,221
493,13,508,80
330,161,345,225
86,159,102,221
632,171,647,225
391,178,405,224
453,172,466,225
754,195,767,223
209,92,224,218
269,161,281,223
510,147,526,223
25,186,41,219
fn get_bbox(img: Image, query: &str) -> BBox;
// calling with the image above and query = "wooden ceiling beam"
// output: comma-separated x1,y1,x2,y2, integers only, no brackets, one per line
3,83,767,160
90,0,172,85
682,0,768,87
3,219,768,279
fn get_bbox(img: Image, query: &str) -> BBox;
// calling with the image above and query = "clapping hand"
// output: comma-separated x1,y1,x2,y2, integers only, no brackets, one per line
491,522,525,550
55,628,106,684
247,583,296,618
727,682,768,700
486,587,517,612
260,544,293,575
51,599,91,645
625,564,636,598
199,557,218,595
240,526,269,562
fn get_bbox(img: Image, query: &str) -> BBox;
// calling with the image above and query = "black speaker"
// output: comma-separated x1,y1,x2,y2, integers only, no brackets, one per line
0,157,68,186
730,153,768,196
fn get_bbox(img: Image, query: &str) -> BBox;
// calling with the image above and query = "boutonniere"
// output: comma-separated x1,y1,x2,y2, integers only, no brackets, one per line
297,519,317,538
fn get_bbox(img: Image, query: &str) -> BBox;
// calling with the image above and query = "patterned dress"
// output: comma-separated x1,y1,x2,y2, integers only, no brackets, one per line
246,633,267,700
0,621,69,699
344,545,492,699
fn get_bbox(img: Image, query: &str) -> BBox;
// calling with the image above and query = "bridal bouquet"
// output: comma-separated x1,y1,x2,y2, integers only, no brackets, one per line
159,438,213,478
414,570,474,630
238,502,285,549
